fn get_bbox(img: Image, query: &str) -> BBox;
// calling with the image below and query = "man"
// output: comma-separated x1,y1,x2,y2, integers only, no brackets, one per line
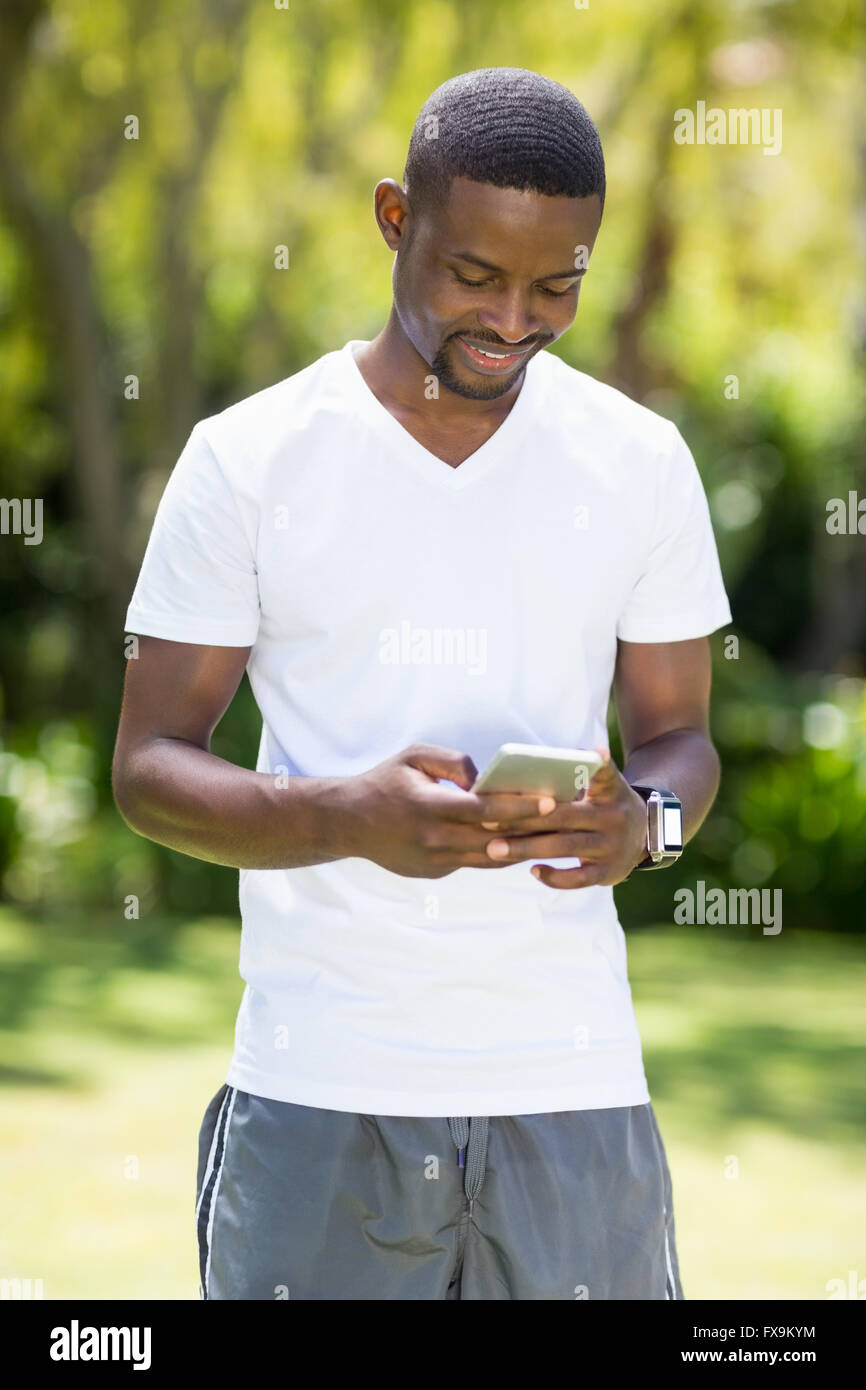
113,67,731,1301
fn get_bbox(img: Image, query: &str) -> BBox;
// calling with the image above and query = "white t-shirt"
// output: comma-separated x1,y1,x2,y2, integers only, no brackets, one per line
124,340,732,1116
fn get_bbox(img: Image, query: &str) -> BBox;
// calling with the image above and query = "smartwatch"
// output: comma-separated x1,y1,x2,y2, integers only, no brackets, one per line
629,786,684,870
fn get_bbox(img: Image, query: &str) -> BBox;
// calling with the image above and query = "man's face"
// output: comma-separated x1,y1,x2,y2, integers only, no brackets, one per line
393,176,604,401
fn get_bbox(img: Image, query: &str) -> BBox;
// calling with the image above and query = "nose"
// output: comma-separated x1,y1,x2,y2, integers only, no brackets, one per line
476,286,540,346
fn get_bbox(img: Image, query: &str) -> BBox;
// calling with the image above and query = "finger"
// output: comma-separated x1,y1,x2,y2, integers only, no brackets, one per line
484,797,615,834
404,744,478,790
426,822,582,858
483,831,605,862
442,790,559,826
584,747,621,803
530,861,605,889
419,842,561,871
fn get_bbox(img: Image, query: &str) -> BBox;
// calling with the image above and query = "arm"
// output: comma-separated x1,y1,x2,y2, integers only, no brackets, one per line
479,636,721,888
614,634,720,845
112,635,550,874
112,636,356,870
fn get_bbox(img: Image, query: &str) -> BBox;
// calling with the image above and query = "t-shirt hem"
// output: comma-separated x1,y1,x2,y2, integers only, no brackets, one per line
224,1062,651,1117
616,603,732,643
124,606,258,646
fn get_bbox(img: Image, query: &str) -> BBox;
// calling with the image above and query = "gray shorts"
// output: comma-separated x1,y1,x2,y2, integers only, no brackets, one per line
195,1085,684,1301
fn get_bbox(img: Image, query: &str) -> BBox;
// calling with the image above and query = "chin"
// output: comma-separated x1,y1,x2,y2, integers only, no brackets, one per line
443,373,521,402
430,342,525,401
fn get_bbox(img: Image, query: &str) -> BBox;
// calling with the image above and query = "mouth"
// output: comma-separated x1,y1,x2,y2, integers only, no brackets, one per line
454,335,535,374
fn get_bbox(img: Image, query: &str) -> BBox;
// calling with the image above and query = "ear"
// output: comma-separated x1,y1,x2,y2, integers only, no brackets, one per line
373,179,411,252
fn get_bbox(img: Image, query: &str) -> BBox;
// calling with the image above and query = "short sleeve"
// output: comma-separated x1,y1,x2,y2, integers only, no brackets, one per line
616,424,732,643
124,424,260,646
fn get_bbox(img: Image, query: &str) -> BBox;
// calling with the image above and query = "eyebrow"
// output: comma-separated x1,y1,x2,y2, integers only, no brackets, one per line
450,251,586,280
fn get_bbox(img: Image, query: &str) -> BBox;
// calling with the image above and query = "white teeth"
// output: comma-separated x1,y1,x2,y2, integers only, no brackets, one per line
460,337,521,361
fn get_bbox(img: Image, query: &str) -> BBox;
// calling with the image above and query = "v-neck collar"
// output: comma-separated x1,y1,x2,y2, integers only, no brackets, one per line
340,339,544,491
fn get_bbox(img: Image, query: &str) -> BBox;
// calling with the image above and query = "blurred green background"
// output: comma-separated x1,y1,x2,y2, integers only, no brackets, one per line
0,0,864,1300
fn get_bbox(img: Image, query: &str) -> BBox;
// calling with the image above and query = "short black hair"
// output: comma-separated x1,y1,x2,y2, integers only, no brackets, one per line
403,68,606,215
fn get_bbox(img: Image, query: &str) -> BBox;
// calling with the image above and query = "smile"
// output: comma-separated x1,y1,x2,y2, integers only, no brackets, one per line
455,336,533,372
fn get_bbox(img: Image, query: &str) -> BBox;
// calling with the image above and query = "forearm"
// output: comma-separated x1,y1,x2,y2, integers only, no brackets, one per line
622,727,720,844
113,738,357,869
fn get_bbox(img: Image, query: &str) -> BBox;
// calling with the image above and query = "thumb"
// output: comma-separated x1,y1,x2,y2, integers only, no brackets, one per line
585,746,617,800
402,743,478,790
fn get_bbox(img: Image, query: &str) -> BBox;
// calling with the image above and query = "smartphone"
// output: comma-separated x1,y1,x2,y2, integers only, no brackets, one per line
472,742,604,801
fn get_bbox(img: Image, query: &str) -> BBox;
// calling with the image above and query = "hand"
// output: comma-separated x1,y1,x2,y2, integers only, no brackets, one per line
478,748,649,890
340,743,559,879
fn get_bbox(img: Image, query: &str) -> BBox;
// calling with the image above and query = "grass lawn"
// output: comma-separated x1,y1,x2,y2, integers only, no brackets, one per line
0,907,863,1300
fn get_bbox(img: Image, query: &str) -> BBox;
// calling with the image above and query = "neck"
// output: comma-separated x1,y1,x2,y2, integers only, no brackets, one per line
355,307,525,424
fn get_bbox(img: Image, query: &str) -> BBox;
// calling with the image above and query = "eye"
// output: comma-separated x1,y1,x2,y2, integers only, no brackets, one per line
451,270,491,288
450,270,578,296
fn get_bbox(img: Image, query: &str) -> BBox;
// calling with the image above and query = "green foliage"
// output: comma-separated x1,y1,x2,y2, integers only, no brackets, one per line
0,0,863,930
616,643,866,931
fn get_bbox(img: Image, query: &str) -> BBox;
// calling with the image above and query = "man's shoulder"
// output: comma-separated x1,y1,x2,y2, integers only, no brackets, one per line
536,349,679,452
195,346,351,458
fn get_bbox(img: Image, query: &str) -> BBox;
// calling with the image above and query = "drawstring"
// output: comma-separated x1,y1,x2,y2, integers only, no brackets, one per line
447,1115,489,1203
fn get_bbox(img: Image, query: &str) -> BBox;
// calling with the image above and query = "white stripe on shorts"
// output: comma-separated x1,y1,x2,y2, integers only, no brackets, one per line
203,1085,238,1299
663,1203,676,1299
195,1085,233,1227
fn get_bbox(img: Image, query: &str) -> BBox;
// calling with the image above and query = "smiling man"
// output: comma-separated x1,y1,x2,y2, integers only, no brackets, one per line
113,68,732,1301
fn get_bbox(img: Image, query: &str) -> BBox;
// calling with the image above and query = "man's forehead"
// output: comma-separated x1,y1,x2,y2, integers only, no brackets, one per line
432,176,602,243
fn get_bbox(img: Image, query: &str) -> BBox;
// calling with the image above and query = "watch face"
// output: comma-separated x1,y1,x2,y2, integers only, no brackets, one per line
662,805,683,850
